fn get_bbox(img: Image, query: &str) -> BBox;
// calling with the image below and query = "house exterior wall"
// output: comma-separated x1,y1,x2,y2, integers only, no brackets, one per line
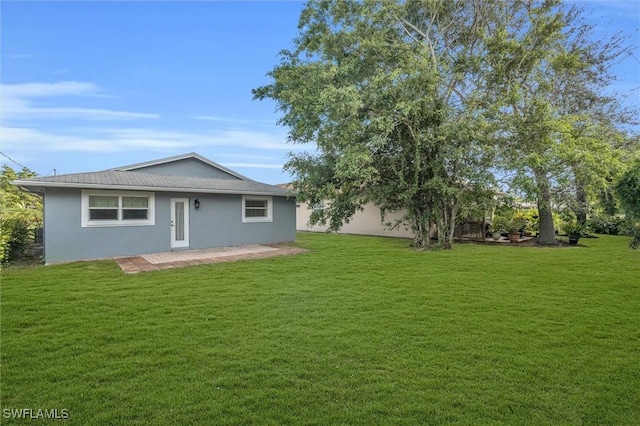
296,202,415,239
43,187,296,263
127,158,240,179
188,193,296,249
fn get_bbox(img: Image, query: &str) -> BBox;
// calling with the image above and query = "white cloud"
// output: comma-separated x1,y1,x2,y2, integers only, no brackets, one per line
1,126,305,154
194,115,278,127
207,129,294,151
1,81,158,121
223,162,284,170
102,127,297,151
3,81,98,97
1,81,311,167
2,127,192,153
194,116,253,125
7,106,157,121
218,153,282,161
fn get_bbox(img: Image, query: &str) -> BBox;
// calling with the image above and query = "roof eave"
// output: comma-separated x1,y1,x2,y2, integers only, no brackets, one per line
10,180,294,197
10,181,46,194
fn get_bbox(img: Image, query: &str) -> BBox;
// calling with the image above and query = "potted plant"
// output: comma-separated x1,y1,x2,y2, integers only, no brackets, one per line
502,212,528,243
490,216,506,240
563,221,584,245
505,218,522,242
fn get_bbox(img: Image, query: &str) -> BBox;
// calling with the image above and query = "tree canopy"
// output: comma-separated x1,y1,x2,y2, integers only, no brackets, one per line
254,0,637,248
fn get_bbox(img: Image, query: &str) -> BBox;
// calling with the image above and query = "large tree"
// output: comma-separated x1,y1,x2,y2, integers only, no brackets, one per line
550,7,637,227
482,0,635,244
254,0,496,248
255,0,634,248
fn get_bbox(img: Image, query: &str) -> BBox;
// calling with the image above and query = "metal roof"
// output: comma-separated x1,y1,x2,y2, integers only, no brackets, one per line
13,170,294,197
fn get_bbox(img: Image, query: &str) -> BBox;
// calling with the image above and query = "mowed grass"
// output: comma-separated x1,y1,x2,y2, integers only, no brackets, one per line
1,233,639,425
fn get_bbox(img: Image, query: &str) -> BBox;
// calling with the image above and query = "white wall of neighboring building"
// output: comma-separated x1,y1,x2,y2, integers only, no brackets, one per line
296,202,416,238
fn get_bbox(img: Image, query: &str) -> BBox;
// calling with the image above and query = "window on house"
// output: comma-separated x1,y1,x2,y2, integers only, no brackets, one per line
82,190,155,227
242,196,272,223
88,195,118,220
245,199,268,217
122,196,149,220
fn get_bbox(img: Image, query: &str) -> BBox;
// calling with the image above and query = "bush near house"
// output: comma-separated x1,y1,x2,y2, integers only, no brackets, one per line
0,165,43,265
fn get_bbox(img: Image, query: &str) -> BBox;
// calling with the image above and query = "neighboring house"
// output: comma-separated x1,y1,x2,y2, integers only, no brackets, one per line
295,201,417,239
275,184,412,238
12,153,296,264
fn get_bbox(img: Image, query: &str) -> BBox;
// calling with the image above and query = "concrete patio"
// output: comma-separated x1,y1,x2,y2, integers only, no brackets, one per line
115,244,308,274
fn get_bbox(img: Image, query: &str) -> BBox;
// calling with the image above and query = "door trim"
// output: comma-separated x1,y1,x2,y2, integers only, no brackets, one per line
170,198,189,248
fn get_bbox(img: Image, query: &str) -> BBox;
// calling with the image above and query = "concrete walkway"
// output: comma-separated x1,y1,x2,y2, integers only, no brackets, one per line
115,244,308,274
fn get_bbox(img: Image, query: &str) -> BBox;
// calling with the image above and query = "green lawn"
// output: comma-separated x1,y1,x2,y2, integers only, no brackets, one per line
1,233,639,425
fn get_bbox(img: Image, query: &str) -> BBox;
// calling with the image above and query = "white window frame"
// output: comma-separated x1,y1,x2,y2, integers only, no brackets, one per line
312,201,326,212
242,195,273,223
81,190,155,227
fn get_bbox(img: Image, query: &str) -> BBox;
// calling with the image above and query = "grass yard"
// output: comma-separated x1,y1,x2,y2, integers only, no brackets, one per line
1,233,639,425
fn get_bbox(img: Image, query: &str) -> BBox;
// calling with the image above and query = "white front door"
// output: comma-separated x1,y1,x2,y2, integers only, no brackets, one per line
170,198,189,248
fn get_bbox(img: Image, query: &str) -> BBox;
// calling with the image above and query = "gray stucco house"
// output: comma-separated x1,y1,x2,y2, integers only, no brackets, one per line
12,153,296,264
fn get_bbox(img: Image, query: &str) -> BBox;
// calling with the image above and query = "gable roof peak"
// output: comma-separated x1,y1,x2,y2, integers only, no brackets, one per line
111,152,251,181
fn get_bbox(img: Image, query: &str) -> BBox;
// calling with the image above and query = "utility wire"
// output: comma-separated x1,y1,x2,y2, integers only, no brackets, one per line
0,150,29,170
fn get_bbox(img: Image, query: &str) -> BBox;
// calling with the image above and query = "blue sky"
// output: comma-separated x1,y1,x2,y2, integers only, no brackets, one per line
1,1,638,184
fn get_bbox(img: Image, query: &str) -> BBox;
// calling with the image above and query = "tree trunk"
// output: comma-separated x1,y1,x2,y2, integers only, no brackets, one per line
440,203,449,248
446,204,457,249
575,184,588,227
535,169,556,245
435,218,444,247
411,206,430,249
412,215,426,248
430,202,457,250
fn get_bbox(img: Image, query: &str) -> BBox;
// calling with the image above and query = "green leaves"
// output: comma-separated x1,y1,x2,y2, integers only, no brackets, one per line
482,1,636,243
615,160,640,248
255,0,634,248
1,165,43,264
255,1,504,247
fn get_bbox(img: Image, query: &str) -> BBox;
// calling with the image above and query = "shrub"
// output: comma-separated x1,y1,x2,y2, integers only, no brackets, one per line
615,160,640,249
490,216,507,233
0,218,32,262
0,166,43,266
587,213,628,235
562,220,585,240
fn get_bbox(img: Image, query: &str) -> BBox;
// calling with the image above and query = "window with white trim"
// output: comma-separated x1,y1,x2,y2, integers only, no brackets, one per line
82,190,155,227
242,195,272,223
312,201,326,212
